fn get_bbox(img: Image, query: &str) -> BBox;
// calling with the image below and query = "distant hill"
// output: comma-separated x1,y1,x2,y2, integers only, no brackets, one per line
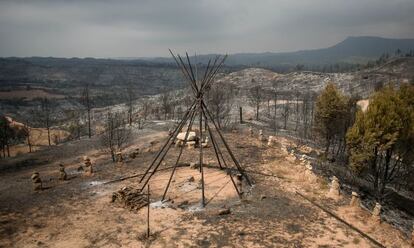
214,57,414,98
147,36,414,68
0,56,241,119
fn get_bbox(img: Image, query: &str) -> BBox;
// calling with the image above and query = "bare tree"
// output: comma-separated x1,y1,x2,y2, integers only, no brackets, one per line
152,105,161,120
175,105,184,123
309,95,316,138
295,90,301,131
248,84,262,121
169,92,179,121
24,117,32,153
160,90,171,120
66,109,83,140
101,111,116,161
140,97,151,121
113,115,130,153
101,111,131,162
135,98,152,130
126,83,136,126
273,87,278,133
39,97,53,146
113,67,137,126
207,83,234,129
266,94,271,117
81,83,92,138
135,112,145,130
0,116,12,157
301,92,311,141
182,87,194,109
134,97,155,129
281,99,290,130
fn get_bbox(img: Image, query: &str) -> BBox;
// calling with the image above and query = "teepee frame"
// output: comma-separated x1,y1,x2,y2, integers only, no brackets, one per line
139,50,251,207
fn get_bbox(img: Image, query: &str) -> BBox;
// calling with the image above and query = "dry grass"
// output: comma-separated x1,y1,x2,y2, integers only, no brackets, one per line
8,128,70,157
29,128,70,146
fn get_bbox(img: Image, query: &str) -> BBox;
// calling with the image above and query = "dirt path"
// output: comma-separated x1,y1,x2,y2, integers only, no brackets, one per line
0,127,411,247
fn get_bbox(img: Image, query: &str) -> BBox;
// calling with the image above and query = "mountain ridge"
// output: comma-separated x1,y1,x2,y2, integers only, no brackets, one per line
146,36,414,67
2,36,413,70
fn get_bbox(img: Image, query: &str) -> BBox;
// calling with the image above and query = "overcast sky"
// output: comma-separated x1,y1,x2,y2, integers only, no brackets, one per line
0,0,413,58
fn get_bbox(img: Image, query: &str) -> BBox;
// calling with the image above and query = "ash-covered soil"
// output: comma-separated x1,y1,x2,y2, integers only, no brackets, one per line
0,125,412,247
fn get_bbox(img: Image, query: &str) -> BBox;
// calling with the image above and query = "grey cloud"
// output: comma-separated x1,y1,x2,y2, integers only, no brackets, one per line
0,0,413,57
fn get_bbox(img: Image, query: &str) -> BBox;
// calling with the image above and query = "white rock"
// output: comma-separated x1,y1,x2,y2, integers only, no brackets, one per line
267,136,276,146
350,191,361,208
177,131,197,141
372,202,382,223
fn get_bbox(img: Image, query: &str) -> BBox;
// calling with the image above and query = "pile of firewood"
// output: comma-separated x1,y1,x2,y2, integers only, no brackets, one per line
111,186,148,211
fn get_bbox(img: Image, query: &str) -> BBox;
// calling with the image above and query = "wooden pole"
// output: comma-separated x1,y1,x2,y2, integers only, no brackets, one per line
200,56,219,88
169,50,198,95
207,123,223,169
139,100,197,184
161,109,197,201
199,99,205,207
139,102,196,184
185,53,197,88
202,101,252,186
147,184,150,238
178,55,197,88
200,55,227,93
203,107,241,198
200,59,212,88
296,191,385,248
140,107,197,191
239,106,243,124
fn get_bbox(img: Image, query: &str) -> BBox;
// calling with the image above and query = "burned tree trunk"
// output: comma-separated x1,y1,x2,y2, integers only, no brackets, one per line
82,83,92,138
248,84,262,121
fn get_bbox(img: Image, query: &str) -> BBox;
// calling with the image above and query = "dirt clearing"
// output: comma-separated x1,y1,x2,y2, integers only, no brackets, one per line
0,128,412,247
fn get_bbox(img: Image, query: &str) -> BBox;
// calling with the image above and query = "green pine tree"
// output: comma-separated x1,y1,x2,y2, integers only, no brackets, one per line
346,84,414,200
314,83,348,154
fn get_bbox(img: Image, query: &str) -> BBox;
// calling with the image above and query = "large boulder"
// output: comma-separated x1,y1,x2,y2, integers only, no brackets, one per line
176,131,198,142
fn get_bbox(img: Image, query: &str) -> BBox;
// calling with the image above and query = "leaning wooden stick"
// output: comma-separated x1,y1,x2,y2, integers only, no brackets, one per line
199,99,205,207
147,184,150,238
140,104,198,190
161,109,197,201
203,106,241,198
139,100,197,184
295,191,385,248
202,101,252,186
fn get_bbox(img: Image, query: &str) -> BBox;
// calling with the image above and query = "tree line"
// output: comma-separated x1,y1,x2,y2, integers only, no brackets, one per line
315,83,414,201
244,80,414,201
